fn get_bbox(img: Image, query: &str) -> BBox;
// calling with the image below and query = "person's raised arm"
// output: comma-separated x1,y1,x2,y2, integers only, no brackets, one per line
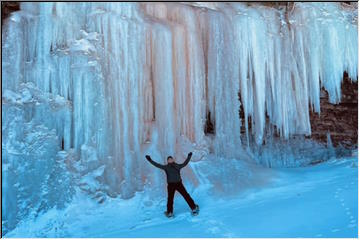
179,152,192,168
145,155,166,170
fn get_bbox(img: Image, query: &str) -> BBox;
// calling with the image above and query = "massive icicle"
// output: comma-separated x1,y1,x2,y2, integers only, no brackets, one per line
2,1,357,233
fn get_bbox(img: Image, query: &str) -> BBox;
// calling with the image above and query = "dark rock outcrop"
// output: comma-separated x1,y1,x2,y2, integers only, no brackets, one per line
239,74,358,148
309,73,357,148
1,2,20,25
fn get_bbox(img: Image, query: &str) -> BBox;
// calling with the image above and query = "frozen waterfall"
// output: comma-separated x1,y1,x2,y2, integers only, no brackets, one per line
2,2,358,233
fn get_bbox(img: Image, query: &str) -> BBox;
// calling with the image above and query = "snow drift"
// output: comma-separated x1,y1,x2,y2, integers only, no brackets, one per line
1,2,357,234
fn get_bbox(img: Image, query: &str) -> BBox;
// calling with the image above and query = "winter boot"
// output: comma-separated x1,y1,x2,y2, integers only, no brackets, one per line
191,204,199,216
164,211,174,218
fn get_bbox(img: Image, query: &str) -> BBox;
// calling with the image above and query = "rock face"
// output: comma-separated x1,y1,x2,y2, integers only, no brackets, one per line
239,74,358,149
1,2,19,25
309,73,358,148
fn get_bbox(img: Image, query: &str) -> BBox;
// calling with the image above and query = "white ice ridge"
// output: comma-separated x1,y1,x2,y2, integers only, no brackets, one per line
2,2,358,196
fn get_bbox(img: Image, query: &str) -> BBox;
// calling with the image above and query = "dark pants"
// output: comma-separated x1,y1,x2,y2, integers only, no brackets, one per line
167,182,196,213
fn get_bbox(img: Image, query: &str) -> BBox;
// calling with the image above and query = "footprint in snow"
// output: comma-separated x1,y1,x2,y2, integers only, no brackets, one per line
347,223,356,228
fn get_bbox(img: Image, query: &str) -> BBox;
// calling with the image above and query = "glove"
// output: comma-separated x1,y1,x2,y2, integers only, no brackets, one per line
188,152,192,157
145,155,151,160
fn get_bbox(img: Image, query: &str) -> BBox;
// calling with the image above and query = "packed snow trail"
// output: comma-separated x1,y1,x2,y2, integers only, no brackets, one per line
6,154,358,238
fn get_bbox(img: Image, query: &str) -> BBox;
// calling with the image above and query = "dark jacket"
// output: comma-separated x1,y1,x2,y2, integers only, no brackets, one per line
146,155,191,183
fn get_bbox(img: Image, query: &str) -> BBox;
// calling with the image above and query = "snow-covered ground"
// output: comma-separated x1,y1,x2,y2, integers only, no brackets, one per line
5,154,358,238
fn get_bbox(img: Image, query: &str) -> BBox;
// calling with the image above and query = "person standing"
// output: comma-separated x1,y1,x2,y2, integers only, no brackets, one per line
145,152,199,218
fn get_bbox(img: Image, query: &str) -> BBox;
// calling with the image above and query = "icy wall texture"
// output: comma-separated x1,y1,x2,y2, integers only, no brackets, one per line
1,2,357,233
